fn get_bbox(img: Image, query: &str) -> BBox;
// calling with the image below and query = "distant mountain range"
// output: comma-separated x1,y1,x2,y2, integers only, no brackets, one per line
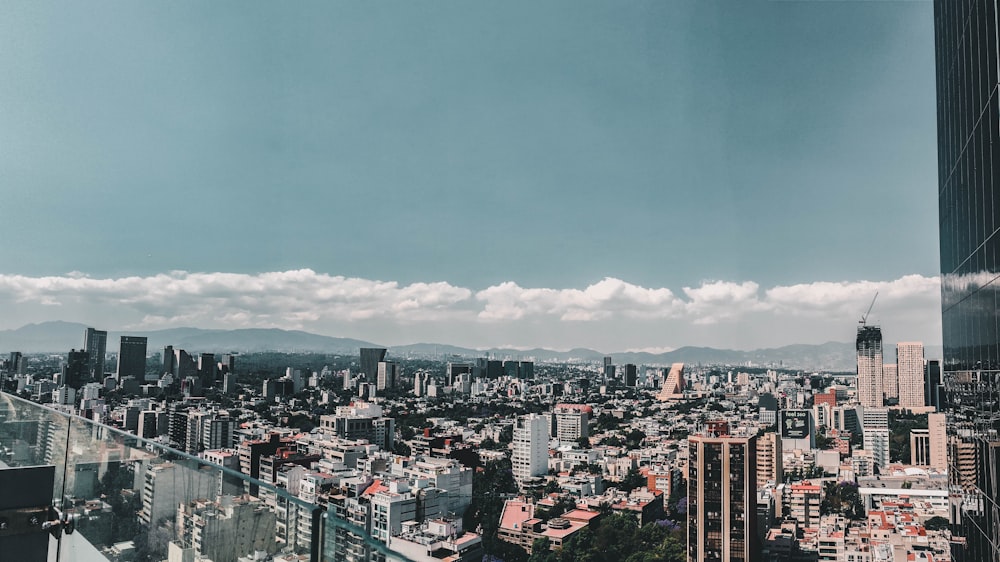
0,321,941,372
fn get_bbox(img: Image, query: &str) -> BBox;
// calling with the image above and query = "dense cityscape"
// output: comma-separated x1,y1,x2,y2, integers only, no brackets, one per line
0,319,952,562
6,1,1000,562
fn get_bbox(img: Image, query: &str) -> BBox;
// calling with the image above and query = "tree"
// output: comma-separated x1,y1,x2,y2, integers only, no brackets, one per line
625,429,646,448
576,436,592,449
617,467,645,493
925,516,950,531
528,538,555,562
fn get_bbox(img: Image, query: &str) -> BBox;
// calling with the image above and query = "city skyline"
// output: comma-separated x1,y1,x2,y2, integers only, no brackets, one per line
0,1,941,352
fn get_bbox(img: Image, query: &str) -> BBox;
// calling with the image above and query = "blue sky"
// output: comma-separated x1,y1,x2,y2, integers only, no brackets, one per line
0,1,942,351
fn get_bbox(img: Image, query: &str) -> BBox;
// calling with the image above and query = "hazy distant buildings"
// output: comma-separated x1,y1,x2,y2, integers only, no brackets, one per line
622,364,638,387
116,336,148,382
64,348,89,389
84,327,107,381
360,347,387,380
856,326,883,408
376,360,399,391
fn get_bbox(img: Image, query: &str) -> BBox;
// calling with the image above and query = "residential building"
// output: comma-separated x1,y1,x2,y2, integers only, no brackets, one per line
861,408,890,472
882,363,898,402
553,403,591,444
756,431,783,488
687,424,759,562
910,429,930,467
928,413,946,472
511,414,548,483
896,342,925,409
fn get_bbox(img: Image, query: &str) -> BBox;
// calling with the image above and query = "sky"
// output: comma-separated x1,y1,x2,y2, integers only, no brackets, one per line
0,1,942,351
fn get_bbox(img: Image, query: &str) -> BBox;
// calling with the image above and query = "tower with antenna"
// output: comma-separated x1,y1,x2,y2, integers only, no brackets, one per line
856,292,883,408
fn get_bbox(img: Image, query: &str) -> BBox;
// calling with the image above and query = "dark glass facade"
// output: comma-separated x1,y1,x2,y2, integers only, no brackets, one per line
934,1,1000,559
686,435,758,562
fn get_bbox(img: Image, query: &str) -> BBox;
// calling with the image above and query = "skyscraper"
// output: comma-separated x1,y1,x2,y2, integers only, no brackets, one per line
934,2,1000,558
882,363,898,402
925,359,942,411
84,327,107,382
116,336,148,382
64,349,89,390
376,360,399,391
687,422,758,562
359,347,387,380
856,326,883,408
896,342,925,409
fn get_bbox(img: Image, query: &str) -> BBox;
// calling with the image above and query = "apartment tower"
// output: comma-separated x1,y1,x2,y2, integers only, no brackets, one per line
687,422,759,562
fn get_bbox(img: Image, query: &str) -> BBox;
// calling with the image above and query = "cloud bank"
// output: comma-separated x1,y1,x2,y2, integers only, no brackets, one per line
0,270,941,349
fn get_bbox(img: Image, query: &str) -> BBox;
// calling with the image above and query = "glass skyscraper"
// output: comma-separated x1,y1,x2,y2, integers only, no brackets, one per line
934,1,1000,560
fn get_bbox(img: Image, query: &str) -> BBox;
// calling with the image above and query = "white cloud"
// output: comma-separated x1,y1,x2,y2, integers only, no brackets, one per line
0,270,474,329
0,271,941,346
476,278,684,322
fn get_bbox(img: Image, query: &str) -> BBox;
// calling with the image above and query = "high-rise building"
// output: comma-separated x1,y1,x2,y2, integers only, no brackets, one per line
511,413,548,483
623,364,638,387
687,424,758,562
359,348,387,380
84,327,107,381
553,403,591,443
897,342,925,409
162,345,175,375
856,326,883,408
376,360,399,391
446,362,472,386
882,364,897,402
861,408,890,473
755,431,782,489
928,412,947,472
198,353,217,386
64,349,89,390
934,2,1000,558
116,336,147,382
925,359,942,411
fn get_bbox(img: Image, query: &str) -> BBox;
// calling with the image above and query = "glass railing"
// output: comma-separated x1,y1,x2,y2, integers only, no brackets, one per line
0,392,411,562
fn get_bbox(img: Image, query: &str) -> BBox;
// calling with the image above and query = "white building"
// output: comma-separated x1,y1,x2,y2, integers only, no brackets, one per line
861,408,890,472
512,414,549,483
553,404,592,444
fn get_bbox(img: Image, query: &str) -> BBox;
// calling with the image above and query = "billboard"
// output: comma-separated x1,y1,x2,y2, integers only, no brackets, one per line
781,410,810,439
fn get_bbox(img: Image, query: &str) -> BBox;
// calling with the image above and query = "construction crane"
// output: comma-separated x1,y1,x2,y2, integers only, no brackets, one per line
860,291,878,325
